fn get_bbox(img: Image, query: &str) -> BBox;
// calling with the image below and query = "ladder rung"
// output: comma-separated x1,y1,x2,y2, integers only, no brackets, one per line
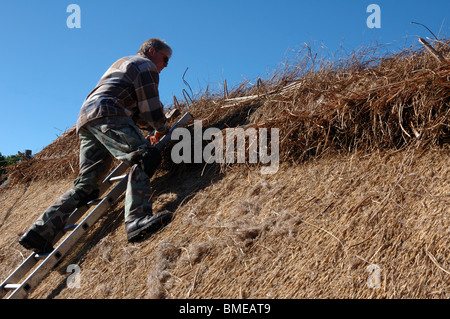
108,175,127,183
64,224,78,231
4,284,20,290
34,253,51,260
87,199,102,206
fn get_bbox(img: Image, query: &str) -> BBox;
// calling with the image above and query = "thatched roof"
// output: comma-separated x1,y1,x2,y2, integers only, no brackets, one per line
1,38,448,299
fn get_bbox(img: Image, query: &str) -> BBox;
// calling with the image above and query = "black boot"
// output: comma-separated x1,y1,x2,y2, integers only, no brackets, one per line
126,210,173,242
19,229,54,254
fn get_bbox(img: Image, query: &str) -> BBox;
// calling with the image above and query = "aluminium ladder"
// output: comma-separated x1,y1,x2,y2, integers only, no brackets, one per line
0,112,193,299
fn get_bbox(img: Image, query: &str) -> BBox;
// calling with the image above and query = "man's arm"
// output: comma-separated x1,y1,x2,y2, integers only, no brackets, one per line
132,62,168,133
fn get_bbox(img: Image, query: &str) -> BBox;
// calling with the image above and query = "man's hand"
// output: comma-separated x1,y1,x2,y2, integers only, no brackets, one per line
148,130,167,146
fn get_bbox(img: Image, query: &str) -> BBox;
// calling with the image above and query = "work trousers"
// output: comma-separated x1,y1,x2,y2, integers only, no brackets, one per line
29,117,155,243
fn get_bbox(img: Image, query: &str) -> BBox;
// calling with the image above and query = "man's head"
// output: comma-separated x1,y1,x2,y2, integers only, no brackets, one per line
137,38,172,73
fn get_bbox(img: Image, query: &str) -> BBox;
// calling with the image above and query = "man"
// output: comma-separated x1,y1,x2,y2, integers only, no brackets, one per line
19,38,174,254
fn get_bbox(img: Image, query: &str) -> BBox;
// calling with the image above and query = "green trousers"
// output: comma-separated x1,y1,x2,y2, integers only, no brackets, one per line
30,117,156,243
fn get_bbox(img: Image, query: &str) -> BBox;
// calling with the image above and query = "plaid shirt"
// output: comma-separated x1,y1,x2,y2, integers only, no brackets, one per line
76,54,167,133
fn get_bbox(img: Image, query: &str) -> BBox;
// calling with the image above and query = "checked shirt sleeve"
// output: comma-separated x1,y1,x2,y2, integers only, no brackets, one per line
132,62,167,132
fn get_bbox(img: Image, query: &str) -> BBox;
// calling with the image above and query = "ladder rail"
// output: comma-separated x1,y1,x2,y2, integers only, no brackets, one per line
0,254,36,298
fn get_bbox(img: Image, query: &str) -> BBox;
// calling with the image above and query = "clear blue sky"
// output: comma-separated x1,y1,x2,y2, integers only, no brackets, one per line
0,0,448,156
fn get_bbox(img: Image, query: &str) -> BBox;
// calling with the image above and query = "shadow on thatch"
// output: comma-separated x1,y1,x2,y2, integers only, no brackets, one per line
43,161,224,298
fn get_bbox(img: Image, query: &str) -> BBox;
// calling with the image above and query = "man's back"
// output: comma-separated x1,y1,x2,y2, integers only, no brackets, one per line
76,54,165,133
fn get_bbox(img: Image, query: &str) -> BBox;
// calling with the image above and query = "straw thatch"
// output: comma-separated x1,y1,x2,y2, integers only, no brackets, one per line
0,38,448,299
186,39,450,163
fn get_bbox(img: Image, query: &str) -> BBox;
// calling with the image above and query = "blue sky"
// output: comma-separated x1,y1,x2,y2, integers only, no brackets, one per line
0,0,448,156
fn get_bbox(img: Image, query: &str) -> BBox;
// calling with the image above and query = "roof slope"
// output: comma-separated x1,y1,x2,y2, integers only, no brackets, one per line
1,39,449,299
